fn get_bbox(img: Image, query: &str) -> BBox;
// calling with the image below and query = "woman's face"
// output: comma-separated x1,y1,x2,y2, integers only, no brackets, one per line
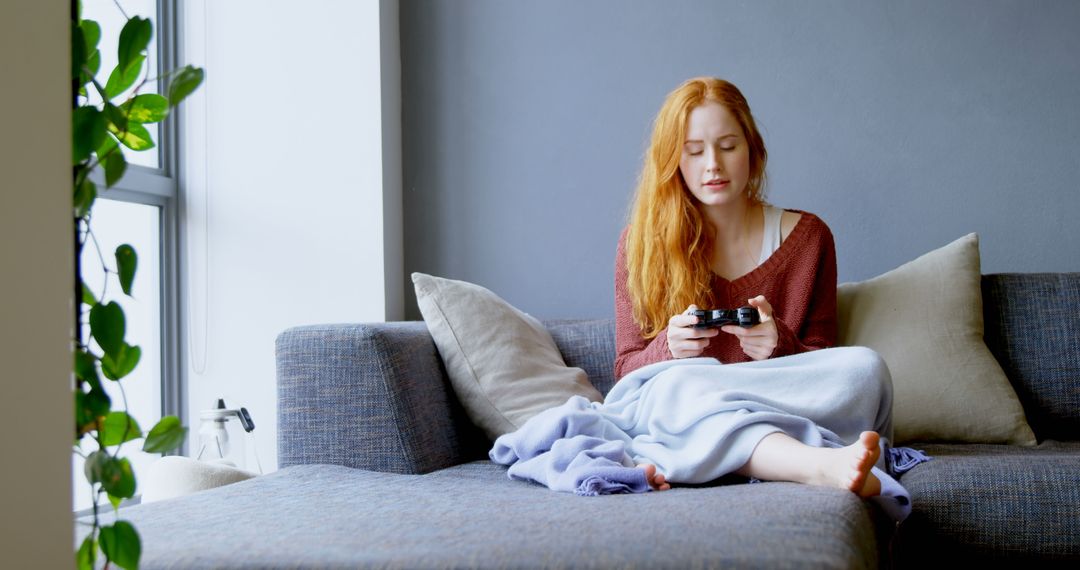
679,101,751,208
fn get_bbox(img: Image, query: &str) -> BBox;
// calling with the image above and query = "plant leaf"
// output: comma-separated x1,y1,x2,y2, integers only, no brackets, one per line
83,450,110,484
143,416,187,453
100,520,141,570
77,535,96,570
81,19,101,53
81,279,98,306
104,149,127,189
75,387,112,439
89,455,136,499
117,16,153,76
97,133,119,160
108,493,124,510
104,103,128,133
72,22,87,80
85,49,101,82
108,121,155,152
122,94,169,124
100,411,143,446
104,54,145,100
73,107,108,164
111,458,137,499
87,386,111,416
90,301,125,357
115,245,137,295
74,349,100,387
168,66,204,107
101,343,141,381
74,178,97,219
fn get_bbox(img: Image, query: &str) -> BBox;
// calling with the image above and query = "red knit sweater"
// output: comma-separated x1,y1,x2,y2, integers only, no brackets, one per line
614,210,838,379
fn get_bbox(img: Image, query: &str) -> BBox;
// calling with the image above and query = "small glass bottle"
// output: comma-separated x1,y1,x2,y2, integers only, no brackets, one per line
196,398,246,469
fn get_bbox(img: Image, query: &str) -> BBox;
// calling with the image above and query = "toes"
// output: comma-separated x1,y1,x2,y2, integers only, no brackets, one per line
858,471,882,498
861,432,881,456
856,432,881,468
843,433,881,494
640,464,671,491
848,468,868,493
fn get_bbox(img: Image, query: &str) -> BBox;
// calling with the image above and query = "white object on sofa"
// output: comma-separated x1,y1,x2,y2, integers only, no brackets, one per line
141,456,257,504
412,272,603,440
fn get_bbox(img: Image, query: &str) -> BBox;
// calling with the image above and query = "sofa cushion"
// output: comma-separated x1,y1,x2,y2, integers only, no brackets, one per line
412,273,603,440
895,440,1080,563
276,322,488,474
982,273,1080,442
80,462,891,569
545,318,619,396
837,234,1036,445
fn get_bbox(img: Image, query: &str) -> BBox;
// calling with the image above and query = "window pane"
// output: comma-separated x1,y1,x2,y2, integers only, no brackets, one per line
73,199,162,512
82,0,161,169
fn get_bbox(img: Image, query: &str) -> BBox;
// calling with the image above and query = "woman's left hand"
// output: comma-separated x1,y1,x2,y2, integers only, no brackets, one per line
720,295,779,361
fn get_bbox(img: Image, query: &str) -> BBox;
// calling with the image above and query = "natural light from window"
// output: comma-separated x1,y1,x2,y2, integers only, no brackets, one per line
73,199,162,512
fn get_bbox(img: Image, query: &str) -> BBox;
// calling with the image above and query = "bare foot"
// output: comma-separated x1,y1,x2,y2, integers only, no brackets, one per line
735,431,883,497
639,464,671,491
817,431,881,497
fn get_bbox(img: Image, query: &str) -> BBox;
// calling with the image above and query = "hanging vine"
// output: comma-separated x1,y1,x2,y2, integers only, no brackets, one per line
72,1,203,567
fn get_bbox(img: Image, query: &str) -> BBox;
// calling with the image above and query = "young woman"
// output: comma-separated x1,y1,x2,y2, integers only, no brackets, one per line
614,77,886,496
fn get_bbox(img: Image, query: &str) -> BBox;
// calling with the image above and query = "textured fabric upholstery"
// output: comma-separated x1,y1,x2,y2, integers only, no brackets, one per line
895,440,1080,564
265,273,1078,566
545,319,619,396
276,322,487,474
81,462,885,569
982,273,1080,441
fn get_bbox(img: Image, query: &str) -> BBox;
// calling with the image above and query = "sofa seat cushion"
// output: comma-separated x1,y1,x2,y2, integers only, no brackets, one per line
895,440,1080,564
82,461,891,569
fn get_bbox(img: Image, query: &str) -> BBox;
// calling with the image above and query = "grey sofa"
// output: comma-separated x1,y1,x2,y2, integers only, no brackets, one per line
92,274,1078,568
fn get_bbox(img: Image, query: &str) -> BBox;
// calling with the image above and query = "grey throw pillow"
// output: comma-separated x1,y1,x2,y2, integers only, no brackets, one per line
412,272,602,440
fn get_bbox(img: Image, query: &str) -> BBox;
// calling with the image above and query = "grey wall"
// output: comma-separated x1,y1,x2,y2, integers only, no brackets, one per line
401,0,1080,320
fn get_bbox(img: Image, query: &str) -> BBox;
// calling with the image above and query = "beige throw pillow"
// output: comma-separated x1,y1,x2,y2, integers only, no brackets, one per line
412,272,603,440
837,233,1036,445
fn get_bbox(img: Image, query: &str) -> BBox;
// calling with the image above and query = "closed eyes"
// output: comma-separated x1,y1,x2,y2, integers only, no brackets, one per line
687,146,737,156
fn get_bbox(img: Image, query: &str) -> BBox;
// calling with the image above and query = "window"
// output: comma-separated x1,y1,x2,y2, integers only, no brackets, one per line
73,0,184,513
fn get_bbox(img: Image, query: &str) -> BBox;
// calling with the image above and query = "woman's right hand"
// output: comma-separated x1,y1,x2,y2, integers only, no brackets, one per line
667,304,719,358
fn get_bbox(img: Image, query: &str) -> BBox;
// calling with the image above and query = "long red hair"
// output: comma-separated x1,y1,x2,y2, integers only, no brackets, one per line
624,77,769,339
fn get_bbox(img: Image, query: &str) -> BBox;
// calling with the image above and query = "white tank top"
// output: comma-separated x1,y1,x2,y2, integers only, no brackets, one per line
758,205,784,265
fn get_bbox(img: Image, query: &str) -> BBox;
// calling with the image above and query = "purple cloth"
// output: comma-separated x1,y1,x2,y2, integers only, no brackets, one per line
888,446,932,476
488,401,651,495
491,351,930,521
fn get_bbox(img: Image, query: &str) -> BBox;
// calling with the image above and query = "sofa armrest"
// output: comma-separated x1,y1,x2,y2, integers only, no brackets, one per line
276,322,487,474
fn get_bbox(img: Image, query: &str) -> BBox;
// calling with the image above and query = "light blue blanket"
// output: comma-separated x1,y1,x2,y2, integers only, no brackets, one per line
490,347,925,522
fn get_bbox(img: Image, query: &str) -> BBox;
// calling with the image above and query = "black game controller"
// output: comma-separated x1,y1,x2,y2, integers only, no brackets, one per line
692,306,760,328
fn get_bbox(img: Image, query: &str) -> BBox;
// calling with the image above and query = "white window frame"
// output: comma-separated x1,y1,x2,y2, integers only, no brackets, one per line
86,0,186,455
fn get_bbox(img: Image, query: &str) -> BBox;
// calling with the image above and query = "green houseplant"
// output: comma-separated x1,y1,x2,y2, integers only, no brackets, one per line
72,1,203,567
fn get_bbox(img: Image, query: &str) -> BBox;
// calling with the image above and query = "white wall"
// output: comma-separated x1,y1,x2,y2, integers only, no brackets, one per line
0,1,74,565
182,0,401,471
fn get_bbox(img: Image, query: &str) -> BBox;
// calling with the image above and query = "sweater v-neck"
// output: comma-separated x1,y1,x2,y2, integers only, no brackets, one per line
711,210,811,291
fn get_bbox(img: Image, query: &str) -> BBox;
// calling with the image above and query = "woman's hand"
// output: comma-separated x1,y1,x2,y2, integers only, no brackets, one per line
721,295,779,361
667,304,719,358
